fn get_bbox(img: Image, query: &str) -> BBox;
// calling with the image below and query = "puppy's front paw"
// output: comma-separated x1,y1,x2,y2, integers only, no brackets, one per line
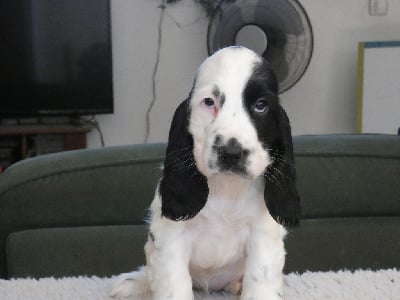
110,269,150,299
224,278,243,295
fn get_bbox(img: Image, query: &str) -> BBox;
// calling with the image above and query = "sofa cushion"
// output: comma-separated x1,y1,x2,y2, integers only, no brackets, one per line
8,217,400,278
284,216,400,273
6,225,148,279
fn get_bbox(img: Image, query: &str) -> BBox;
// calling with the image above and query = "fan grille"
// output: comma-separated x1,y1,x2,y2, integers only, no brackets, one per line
207,0,313,93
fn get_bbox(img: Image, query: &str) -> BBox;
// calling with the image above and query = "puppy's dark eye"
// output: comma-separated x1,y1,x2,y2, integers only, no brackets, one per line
203,97,215,107
254,99,269,113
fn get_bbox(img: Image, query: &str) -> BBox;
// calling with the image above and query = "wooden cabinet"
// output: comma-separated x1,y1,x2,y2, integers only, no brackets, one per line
0,125,91,170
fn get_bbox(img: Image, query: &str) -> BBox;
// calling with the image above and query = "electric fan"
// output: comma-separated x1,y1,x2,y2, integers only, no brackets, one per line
207,0,313,93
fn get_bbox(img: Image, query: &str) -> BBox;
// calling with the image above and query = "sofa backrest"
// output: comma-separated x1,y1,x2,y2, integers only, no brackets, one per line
294,134,400,218
0,134,399,278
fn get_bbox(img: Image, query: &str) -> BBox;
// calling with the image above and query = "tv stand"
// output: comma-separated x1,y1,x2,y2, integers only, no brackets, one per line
0,124,92,170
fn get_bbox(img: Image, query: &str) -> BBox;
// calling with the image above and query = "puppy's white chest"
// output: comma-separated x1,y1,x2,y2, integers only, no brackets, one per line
186,176,264,270
189,210,249,290
188,213,249,270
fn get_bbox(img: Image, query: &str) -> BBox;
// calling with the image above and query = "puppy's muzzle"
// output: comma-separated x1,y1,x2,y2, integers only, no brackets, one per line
213,137,249,175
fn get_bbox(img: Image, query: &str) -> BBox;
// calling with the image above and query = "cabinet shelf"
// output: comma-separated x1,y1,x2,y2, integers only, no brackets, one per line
0,125,92,170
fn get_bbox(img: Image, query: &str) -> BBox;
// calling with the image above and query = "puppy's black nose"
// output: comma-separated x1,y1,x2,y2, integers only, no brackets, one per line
218,138,245,164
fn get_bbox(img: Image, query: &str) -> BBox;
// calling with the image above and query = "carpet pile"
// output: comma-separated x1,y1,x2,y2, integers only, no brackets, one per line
0,269,399,300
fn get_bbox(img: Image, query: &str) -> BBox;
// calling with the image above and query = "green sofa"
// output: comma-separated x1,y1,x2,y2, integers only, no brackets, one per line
0,134,399,279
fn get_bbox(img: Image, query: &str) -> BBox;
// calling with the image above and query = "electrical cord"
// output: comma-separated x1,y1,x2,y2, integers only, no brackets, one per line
144,0,167,143
80,115,105,147
143,0,221,143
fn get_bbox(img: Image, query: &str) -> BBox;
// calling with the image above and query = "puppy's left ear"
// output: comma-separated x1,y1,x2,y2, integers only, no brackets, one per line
159,98,209,221
264,105,301,227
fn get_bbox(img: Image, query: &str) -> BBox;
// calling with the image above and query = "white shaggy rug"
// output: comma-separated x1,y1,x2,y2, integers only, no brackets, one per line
0,269,399,300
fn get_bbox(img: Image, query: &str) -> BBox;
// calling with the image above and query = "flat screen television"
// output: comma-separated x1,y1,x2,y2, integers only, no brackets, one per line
0,0,113,117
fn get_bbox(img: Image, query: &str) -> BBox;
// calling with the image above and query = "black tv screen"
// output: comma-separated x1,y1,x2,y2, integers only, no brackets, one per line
0,0,113,117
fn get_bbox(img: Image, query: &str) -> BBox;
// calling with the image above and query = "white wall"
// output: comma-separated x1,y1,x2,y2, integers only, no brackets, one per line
283,0,400,136
87,0,400,148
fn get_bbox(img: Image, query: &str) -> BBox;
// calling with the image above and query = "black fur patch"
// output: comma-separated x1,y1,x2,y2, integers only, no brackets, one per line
159,99,209,221
212,85,220,98
149,232,155,242
243,60,300,227
220,93,226,107
212,85,226,108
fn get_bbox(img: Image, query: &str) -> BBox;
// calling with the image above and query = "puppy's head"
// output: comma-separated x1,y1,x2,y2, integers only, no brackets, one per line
160,46,300,226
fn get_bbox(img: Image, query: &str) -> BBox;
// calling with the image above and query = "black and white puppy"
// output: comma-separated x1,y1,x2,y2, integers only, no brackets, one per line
111,46,300,300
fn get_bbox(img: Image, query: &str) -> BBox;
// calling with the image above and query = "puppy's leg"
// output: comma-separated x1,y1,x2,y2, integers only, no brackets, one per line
110,266,151,299
241,219,286,300
147,217,193,300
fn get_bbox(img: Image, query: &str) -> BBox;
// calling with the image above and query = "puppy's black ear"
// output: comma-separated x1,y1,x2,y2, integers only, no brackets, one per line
264,106,300,227
159,98,209,221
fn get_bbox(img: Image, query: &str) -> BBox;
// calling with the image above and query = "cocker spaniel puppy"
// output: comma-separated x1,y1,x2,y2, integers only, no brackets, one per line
111,46,300,300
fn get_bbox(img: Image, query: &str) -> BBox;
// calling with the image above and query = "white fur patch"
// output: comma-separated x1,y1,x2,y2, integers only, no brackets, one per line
189,47,271,178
